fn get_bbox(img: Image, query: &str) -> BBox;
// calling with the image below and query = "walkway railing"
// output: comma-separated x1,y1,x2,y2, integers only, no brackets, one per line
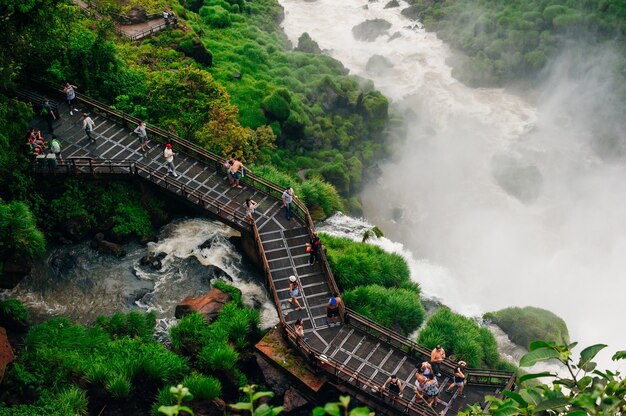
26,81,516,414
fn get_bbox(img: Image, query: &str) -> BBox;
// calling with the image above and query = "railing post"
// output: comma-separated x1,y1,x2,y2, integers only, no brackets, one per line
88,158,93,174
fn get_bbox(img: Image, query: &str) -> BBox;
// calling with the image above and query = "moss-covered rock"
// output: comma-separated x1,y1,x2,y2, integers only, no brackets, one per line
484,306,570,349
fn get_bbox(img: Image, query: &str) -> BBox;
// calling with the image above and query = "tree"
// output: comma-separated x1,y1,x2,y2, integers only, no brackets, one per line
461,341,626,415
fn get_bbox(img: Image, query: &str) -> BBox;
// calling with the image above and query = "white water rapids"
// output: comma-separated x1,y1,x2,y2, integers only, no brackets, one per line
280,0,626,369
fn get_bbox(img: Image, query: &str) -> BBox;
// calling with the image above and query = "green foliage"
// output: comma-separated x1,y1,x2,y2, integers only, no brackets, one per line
45,179,165,239
230,385,284,416
343,285,425,336
13,313,188,407
169,312,210,356
198,342,239,372
181,373,222,400
484,306,570,348
95,310,157,341
0,199,46,259
408,0,626,96
418,308,506,369
322,233,411,290
212,280,242,304
461,341,626,415
0,298,30,328
158,384,195,416
313,395,373,416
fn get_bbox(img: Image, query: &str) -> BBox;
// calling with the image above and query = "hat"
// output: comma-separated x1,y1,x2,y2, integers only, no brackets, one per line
166,143,172,148
289,275,296,282
459,361,467,366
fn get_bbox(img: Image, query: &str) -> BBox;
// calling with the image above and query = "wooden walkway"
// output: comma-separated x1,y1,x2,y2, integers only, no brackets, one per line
21,82,515,415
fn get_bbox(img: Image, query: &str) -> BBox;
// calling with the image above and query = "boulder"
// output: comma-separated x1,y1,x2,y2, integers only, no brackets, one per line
232,72,242,80
174,288,232,320
50,250,77,279
401,4,421,20
384,0,400,8
282,387,308,413
64,215,91,241
199,239,213,250
126,6,148,24
389,31,402,41
91,234,126,257
139,255,162,270
0,327,14,384
254,353,290,397
352,19,392,41
366,54,394,75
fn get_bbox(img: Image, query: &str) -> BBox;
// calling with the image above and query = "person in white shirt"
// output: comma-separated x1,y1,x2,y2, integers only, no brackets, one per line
163,143,178,177
82,113,96,142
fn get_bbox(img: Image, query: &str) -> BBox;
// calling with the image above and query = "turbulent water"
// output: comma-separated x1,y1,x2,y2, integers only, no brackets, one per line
3,218,279,329
280,0,626,368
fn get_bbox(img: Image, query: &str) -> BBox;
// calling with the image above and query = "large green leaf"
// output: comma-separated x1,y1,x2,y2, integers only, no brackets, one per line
520,388,542,406
230,402,253,410
520,347,560,367
502,391,528,406
528,340,554,351
324,403,341,416
494,406,520,416
518,372,554,383
349,408,372,416
534,397,570,412
578,344,607,368
612,350,626,361
566,411,588,416
253,391,275,401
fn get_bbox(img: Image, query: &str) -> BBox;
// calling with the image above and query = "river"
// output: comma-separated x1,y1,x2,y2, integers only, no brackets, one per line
3,218,279,331
279,0,626,369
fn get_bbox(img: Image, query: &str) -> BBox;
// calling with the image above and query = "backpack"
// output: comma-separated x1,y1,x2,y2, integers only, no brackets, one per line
329,296,337,307
41,106,49,116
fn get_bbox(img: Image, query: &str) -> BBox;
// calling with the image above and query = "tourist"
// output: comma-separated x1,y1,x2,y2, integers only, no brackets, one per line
63,82,80,115
419,361,433,377
244,198,257,220
424,373,439,406
413,368,427,401
431,344,446,377
224,156,234,185
281,187,295,220
133,121,150,153
308,232,321,265
50,135,63,162
382,374,403,400
163,143,178,177
41,98,56,133
445,361,467,397
82,113,96,143
294,319,310,343
288,275,302,310
170,12,178,26
163,9,169,24
229,156,250,189
325,292,341,326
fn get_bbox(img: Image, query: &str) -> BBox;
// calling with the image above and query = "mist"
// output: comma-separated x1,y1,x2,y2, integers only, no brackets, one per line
363,41,626,368
278,0,626,368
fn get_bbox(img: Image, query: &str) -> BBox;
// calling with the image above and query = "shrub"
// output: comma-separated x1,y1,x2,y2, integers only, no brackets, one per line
0,200,46,259
0,298,29,328
95,311,156,341
55,386,88,416
483,306,570,348
198,342,239,372
418,308,505,369
262,90,291,122
169,312,210,356
322,234,411,290
138,343,189,383
182,373,222,400
343,285,425,336
105,373,132,398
